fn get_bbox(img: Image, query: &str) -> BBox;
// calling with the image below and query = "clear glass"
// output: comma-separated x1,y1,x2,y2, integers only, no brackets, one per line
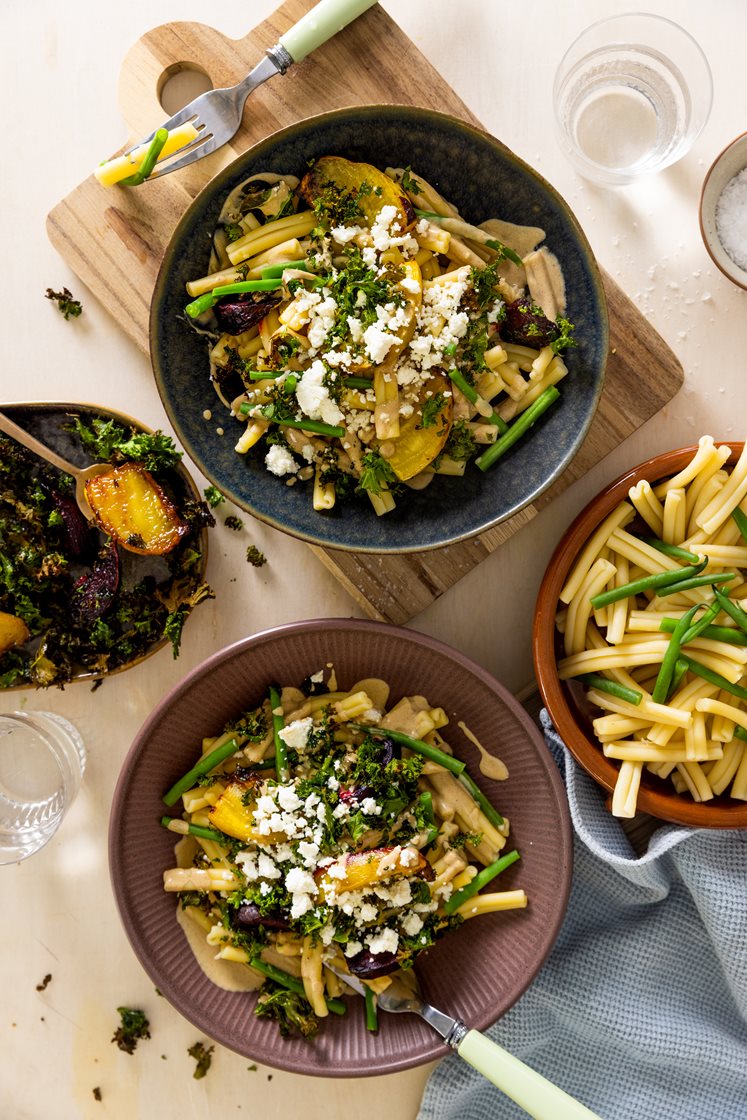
553,13,713,186
0,712,86,864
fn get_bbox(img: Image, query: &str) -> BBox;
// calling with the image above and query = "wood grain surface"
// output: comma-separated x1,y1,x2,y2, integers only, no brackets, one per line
46,0,684,623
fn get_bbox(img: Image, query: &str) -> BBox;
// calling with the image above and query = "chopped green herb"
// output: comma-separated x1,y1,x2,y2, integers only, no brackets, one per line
45,286,82,320
356,451,398,496
420,392,447,429
400,166,422,194
111,1007,151,1055
246,545,267,567
203,485,226,508
188,1041,214,1079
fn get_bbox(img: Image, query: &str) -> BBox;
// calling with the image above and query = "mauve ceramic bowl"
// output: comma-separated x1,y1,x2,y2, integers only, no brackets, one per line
533,443,747,829
109,619,572,1075
151,105,609,553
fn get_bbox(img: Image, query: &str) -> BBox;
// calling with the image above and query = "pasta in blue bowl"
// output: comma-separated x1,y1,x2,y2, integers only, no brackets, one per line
151,106,608,552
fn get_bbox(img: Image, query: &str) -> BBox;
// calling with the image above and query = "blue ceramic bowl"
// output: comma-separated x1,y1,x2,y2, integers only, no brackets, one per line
151,106,608,553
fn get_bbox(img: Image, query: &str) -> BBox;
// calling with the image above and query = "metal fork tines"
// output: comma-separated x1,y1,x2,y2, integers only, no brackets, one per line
123,47,291,179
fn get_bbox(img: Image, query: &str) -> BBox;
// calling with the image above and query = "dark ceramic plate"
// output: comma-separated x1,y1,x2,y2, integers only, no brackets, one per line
151,105,608,552
109,619,572,1076
0,401,209,688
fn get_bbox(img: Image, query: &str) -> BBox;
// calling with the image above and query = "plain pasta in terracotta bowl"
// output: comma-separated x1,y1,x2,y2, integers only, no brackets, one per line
534,436,747,828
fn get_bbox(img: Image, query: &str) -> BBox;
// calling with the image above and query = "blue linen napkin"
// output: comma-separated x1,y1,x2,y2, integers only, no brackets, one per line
418,711,747,1120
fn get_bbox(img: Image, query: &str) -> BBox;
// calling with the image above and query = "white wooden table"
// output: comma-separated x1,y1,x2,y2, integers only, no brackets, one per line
1,1,745,1116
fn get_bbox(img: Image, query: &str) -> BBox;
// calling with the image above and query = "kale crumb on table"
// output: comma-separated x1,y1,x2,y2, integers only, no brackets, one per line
92,1087,102,1102
45,286,82,320
188,1040,215,1079
35,973,52,992
111,1006,151,1054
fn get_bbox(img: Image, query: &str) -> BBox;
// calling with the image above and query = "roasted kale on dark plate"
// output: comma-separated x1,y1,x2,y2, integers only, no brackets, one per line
0,404,214,689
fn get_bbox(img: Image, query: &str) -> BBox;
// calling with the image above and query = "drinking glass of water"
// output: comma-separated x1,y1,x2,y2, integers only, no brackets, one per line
0,712,86,864
553,13,713,186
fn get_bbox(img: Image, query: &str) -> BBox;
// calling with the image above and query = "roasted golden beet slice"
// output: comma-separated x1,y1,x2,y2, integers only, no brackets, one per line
386,372,453,481
317,845,428,897
0,611,30,656
84,462,188,556
209,781,285,844
300,156,415,231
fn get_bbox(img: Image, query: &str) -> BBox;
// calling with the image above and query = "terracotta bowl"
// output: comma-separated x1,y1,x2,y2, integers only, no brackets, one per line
533,442,747,829
109,619,572,1075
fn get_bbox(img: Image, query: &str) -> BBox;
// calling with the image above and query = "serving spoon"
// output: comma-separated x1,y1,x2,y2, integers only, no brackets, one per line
0,409,109,521
326,964,603,1120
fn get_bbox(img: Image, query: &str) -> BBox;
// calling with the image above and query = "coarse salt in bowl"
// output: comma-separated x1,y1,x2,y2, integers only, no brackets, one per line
700,131,747,290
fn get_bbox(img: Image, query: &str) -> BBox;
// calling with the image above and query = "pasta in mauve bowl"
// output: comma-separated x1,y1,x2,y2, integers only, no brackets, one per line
533,440,747,829
109,619,572,1075
150,105,608,552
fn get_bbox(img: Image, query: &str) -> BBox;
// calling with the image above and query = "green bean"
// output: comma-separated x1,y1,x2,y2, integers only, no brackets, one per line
269,685,289,782
160,817,228,843
682,599,721,643
163,738,239,807
659,618,747,646
458,771,504,830
659,573,734,596
342,376,374,390
446,369,508,434
185,278,283,318
590,558,707,609
259,259,307,278
418,790,440,846
364,985,378,1032
670,658,689,695
652,605,701,703
351,724,465,775
680,656,747,703
643,538,702,564
444,849,521,915
249,958,346,1015
475,386,561,473
734,725,747,743
714,588,747,636
579,674,642,705
731,506,747,544
261,410,345,438
120,127,169,186
248,370,280,381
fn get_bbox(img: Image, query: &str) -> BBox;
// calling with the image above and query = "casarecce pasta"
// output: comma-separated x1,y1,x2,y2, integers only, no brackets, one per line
184,157,576,515
555,436,747,817
161,671,525,1038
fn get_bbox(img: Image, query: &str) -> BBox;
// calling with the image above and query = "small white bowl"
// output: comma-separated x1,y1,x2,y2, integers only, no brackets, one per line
700,131,747,290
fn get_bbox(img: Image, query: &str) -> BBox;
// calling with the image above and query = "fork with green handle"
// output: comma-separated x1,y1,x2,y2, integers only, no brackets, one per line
98,0,380,184
326,964,603,1120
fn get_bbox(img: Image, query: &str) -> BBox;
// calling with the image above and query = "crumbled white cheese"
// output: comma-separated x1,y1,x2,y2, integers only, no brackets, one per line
276,782,303,812
374,878,412,907
257,852,281,880
265,444,299,477
343,940,363,958
399,846,419,867
320,924,338,946
297,840,320,868
295,360,345,426
359,797,381,816
366,927,399,955
309,669,324,683
363,323,398,364
400,911,424,936
400,276,421,295
278,718,314,752
285,867,318,919
330,224,364,244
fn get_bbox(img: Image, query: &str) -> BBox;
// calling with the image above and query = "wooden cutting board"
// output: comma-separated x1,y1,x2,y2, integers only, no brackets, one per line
46,0,684,624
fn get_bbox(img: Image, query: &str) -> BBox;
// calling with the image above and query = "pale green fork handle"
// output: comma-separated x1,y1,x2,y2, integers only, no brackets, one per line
279,0,379,63
457,1030,603,1120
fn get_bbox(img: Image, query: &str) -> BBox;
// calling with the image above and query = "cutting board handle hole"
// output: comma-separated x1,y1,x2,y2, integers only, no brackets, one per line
158,64,214,116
